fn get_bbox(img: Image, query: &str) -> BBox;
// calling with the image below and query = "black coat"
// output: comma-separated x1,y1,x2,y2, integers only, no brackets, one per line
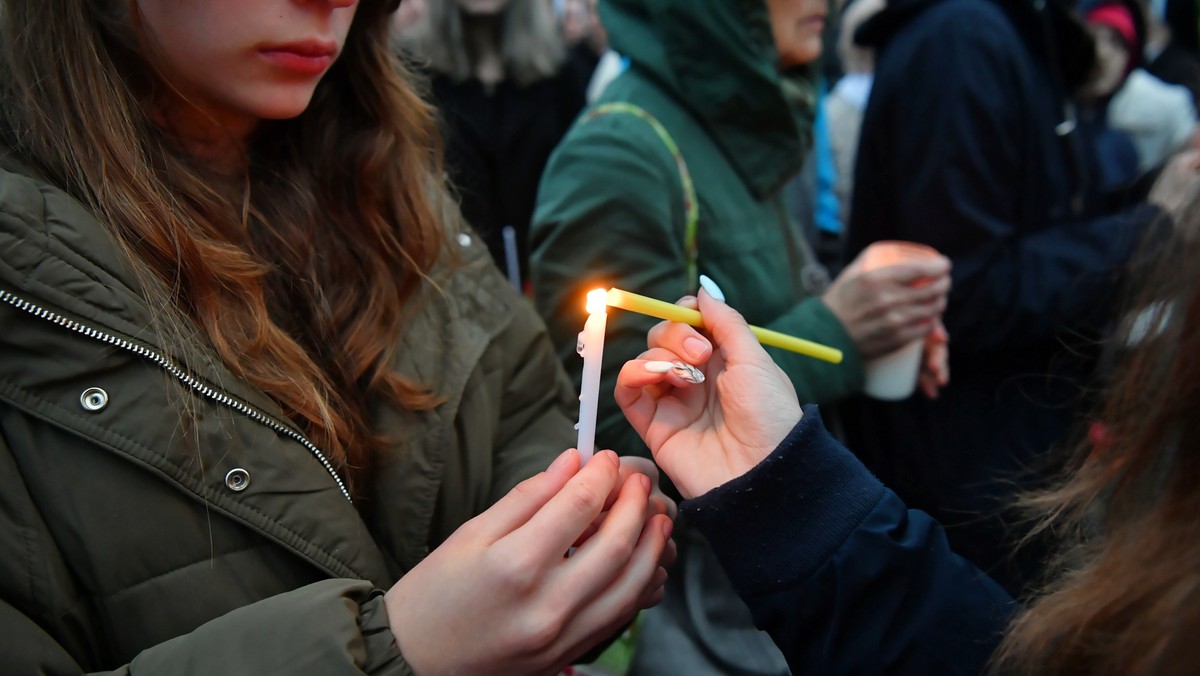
686,408,1014,674
430,46,595,287
842,0,1163,594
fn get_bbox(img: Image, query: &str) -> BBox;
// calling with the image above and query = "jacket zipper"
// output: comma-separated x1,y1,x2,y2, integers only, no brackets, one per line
0,288,353,503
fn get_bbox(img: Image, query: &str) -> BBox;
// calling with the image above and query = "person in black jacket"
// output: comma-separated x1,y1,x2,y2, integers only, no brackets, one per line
614,244,1200,672
615,288,1013,674
398,0,596,291
839,0,1200,595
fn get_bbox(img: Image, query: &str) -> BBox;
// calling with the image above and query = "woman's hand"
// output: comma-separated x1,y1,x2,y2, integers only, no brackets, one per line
615,291,802,499
822,249,951,360
572,455,678,569
384,449,672,675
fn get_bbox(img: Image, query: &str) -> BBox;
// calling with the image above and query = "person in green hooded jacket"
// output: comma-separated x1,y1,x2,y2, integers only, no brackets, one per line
531,0,952,672
532,0,952,464
0,0,678,673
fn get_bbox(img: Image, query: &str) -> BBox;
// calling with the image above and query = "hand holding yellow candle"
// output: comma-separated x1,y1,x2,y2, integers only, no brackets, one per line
604,288,843,364
574,286,840,463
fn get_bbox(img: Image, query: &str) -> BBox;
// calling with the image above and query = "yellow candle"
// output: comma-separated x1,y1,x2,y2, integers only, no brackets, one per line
605,288,843,364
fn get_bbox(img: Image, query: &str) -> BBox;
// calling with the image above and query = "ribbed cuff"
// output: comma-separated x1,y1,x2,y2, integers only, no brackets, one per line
360,591,414,675
681,405,886,598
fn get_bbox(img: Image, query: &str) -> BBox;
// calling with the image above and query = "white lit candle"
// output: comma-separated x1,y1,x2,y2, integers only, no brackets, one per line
575,289,609,463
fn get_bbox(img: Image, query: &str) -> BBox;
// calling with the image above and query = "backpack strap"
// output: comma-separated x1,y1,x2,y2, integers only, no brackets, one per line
583,102,701,290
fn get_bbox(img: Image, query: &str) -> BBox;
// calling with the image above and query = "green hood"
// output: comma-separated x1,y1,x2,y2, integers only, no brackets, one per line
600,0,816,197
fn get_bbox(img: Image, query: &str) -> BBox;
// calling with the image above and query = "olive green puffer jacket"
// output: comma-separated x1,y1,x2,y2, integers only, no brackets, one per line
0,161,577,673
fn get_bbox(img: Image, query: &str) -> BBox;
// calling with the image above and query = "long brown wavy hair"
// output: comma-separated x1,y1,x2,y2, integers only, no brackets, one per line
992,226,1200,673
0,0,449,498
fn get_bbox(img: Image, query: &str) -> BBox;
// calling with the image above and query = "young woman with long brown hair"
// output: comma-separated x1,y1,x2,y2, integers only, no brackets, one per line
0,1,672,672
610,207,1200,673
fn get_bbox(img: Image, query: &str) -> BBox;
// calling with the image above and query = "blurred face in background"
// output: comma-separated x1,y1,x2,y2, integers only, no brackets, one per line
456,0,512,16
560,0,604,49
136,0,359,139
1079,24,1131,99
767,0,827,68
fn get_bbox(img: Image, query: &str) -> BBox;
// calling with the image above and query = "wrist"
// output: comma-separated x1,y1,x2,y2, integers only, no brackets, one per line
383,583,425,674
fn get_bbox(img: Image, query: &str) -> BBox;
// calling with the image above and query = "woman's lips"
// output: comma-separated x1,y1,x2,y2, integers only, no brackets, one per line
260,39,337,75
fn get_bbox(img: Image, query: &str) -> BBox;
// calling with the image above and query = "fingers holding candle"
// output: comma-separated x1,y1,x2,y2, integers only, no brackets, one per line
385,447,670,674
577,510,673,613
528,453,672,656
605,287,843,363
615,292,803,499
646,306,712,361
563,468,659,593
563,512,673,661
616,296,716,426
514,450,624,562
674,294,699,310
631,288,758,385
570,455,679,568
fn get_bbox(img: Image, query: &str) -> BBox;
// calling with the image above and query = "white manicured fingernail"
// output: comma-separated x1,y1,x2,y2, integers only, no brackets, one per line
699,274,725,302
644,361,675,373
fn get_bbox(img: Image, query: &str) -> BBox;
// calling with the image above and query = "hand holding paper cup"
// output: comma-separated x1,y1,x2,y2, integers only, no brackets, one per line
857,241,949,400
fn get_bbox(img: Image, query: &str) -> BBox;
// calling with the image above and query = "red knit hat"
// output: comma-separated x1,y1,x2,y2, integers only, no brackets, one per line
1086,3,1138,57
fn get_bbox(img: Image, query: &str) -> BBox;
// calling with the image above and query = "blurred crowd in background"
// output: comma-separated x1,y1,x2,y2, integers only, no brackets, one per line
394,0,1200,673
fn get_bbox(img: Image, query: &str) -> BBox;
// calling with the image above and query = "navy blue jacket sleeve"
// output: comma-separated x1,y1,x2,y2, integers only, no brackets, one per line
682,406,1016,674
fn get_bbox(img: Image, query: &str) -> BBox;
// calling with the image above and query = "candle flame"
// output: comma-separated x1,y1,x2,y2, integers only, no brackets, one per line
585,288,608,315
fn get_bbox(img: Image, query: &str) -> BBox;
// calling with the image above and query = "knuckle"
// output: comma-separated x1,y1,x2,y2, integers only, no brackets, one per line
454,516,484,541
491,549,540,592
727,307,750,327
515,608,566,655
601,534,638,568
511,474,544,500
567,481,607,518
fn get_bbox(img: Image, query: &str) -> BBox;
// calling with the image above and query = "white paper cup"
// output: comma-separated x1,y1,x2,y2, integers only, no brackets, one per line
863,339,924,400
859,240,943,401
